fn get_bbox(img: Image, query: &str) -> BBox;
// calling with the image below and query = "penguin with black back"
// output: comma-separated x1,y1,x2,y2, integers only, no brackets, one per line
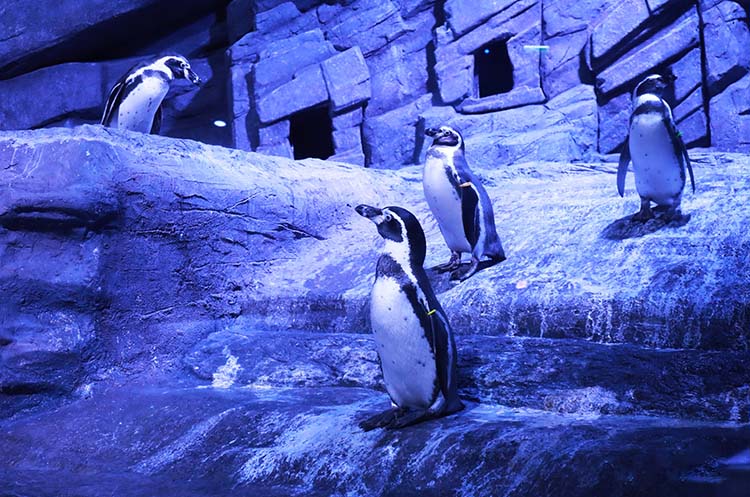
355,204,464,431
101,54,201,134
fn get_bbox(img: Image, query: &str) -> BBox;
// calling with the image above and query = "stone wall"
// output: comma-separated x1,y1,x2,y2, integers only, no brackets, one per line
1,1,749,165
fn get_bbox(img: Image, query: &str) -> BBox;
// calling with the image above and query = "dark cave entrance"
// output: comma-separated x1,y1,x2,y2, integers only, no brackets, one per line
289,105,334,160
474,39,514,98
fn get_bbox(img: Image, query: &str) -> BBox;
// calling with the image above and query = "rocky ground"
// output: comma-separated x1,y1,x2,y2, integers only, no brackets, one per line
1,126,749,495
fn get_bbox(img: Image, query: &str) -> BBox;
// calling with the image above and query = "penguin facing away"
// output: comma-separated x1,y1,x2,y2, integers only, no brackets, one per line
617,74,695,221
423,125,506,280
101,54,201,134
355,204,464,431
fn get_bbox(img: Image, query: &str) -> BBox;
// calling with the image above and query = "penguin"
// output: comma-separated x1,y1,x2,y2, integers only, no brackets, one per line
617,74,695,221
423,125,506,281
101,54,201,134
355,204,464,431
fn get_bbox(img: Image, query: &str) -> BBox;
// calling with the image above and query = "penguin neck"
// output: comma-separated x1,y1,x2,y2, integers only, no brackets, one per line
427,144,460,161
381,239,421,282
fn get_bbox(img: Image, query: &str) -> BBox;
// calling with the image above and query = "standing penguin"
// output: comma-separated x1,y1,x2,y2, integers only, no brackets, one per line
355,204,463,431
101,54,201,134
618,74,695,221
423,125,505,280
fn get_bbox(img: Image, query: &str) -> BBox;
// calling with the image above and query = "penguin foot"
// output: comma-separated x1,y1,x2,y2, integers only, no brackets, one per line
434,252,462,272
632,199,654,222
451,257,480,281
358,408,402,432
387,408,432,430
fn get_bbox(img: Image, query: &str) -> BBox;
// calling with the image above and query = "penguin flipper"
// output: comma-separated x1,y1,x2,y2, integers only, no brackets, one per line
425,304,463,414
101,78,126,126
664,112,695,194
460,182,480,249
150,105,163,135
617,135,630,197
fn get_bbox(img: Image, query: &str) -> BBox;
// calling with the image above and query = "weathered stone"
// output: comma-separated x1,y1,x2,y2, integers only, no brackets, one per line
318,0,408,57
332,126,362,152
258,120,289,146
710,72,750,151
457,86,546,113
321,47,371,112
362,94,433,168
598,93,631,154
253,29,335,93
332,107,364,130
590,0,650,64
670,47,702,104
674,106,709,147
541,30,589,99
0,0,220,79
434,55,473,104
256,142,293,158
256,64,329,124
701,0,750,95
444,0,518,37
596,7,700,96
366,42,430,116
329,148,366,166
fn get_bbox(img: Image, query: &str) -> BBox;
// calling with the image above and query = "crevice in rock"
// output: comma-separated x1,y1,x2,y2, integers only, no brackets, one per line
0,206,120,234
696,1,713,146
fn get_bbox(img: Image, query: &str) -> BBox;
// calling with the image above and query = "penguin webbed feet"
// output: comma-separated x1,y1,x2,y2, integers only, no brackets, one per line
358,407,432,431
433,251,462,272
632,198,655,222
450,256,479,281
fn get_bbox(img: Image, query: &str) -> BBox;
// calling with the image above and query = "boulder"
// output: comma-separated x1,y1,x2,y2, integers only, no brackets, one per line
590,0,650,65
700,0,750,96
710,72,750,151
321,47,371,112
444,0,519,37
256,64,329,124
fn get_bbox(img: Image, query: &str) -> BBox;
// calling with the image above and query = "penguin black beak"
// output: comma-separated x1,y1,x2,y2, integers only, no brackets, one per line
355,204,382,220
425,127,439,137
186,68,201,85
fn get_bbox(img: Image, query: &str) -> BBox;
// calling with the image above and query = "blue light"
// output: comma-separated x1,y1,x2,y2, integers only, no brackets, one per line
484,48,490,55
213,120,227,128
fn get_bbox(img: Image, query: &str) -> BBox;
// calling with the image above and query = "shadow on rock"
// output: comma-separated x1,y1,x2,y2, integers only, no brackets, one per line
601,211,691,240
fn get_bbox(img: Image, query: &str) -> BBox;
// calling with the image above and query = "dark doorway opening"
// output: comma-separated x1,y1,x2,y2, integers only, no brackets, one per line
289,105,334,160
474,39,514,98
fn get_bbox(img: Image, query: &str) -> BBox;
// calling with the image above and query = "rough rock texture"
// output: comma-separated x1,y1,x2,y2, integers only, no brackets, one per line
1,127,749,494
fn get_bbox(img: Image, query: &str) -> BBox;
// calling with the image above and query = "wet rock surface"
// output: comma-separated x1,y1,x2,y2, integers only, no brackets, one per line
0,127,749,495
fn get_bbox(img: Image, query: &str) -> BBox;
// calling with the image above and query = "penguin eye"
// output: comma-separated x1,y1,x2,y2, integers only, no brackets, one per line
384,212,393,222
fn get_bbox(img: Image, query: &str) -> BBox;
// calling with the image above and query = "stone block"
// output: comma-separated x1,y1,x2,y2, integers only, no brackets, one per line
435,56,474,104
710,72,750,151
256,142,293,159
701,0,750,95
669,48,702,104
444,0,518,37
363,94,433,168
253,29,335,93
258,120,289,146
318,0,408,56
598,92,631,154
457,86,546,113
321,47,371,112
590,0,650,65
367,45,430,116
541,30,589,99
674,106,708,147
332,127,362,152
596,7,699,97
332,107,364,130
256,64,329,124
329,148,366,166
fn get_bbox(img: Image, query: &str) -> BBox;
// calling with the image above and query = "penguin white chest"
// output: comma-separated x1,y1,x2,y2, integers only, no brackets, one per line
423,156,471,252
117,78,169,133
370,276,438,409
629,115,684,205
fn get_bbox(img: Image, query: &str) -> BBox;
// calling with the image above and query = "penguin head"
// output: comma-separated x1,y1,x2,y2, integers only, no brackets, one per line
633,74,669,99
425,125,464,151
356,204,427,267
162,55,201,85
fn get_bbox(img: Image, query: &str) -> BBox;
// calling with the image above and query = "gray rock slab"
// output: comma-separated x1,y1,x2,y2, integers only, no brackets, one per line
596,7,700,97
701,0,750,96
457,86,546,113
256,64,329,124
444,0,520,37
332,107,364,130
184,327,750,421
710,72,750,151
590,0,650,64
1,384,749,496
321,46,371,112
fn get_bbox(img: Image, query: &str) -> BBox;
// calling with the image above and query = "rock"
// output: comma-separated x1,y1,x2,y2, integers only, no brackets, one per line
710,72,750,151
362,94,434,167
595,6,700,97
0,0,222,79
673,86,709,146
457,86,546,113
321,47,371,112
590,0,650,65
332,107,364,130
597,93,630,154
256,64,329,124
1,384,749,496
700,0,750,96
669,47,703,103
317,0,408,57
434,55,473,104
444,0,518,37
